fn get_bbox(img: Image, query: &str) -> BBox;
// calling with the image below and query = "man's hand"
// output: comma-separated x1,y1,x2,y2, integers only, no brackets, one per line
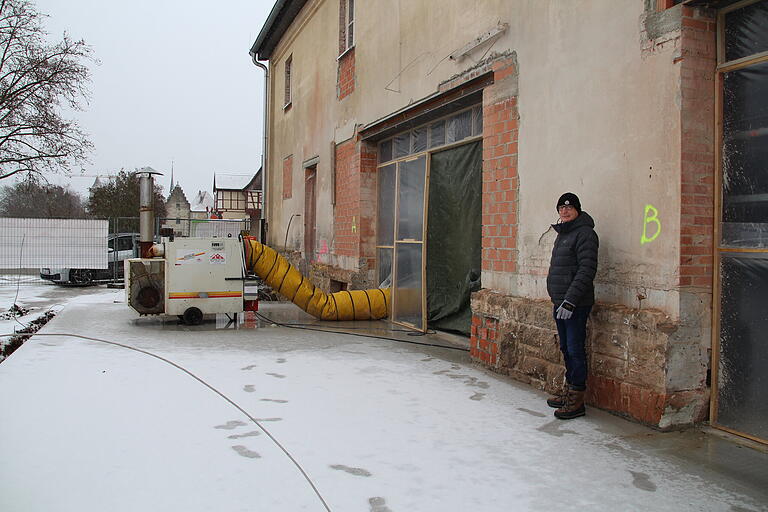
556,300,576,320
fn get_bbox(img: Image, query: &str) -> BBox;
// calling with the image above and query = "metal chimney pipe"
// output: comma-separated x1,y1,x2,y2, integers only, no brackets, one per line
137,168,162,258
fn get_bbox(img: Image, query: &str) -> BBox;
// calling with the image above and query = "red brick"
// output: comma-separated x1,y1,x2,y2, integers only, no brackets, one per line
681,245,711,255
682,17,708,30
692,275,713,287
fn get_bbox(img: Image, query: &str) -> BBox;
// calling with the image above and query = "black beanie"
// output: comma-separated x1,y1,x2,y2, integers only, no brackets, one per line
556,192,581,212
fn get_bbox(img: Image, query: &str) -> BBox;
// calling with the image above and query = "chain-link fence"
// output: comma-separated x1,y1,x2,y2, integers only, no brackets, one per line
0,216,256,287
157,217,252,239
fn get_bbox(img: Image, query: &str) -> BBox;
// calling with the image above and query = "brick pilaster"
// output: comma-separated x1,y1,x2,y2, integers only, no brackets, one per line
481,58,519,275
679,7,716,289
334,140,358,257
333,138,377,266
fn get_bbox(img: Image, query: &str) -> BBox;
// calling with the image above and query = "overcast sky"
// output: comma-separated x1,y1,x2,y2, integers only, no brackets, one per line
33,0,275,199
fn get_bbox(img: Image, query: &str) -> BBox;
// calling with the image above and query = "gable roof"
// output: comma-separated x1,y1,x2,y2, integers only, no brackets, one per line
190,191,214,212
250,0,309,61
214,173,256,191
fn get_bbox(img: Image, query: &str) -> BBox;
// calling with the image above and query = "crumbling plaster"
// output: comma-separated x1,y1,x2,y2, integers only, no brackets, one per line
265,0,691,318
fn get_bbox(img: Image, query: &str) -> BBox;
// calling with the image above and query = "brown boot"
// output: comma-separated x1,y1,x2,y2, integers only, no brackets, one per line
554,388,585,419
546,391,567,409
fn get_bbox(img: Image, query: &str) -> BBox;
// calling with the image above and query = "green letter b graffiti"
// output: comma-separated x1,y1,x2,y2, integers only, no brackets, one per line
641,204,661,245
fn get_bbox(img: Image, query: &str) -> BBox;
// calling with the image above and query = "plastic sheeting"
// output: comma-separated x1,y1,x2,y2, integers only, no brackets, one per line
397,156,426,241
722,60,768,248
717,253,768,439
392,156,426,329
377,164,396,247
426,141,482,335
724,1,768,62
393,242,423,328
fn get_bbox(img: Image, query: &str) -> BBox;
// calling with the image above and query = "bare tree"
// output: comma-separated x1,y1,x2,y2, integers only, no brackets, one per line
0,176,87,217
0,0,95,181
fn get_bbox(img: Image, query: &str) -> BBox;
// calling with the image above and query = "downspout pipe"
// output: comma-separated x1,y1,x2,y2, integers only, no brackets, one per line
250,51,269,244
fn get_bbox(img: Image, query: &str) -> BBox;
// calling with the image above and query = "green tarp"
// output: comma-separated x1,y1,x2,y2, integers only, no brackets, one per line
426,141,482,335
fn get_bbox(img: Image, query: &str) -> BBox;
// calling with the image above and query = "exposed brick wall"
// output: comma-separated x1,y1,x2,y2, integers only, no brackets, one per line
334,139,359,257
338,48,355,100
332,138,377,275
310,261,374,292
470,315,499,365
481,58,519,275
282,155,293,199
471,290,709,429
679,7,716,289
358,142,377,268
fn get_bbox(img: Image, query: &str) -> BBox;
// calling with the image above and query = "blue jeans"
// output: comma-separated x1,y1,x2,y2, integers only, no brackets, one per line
553,304,592,391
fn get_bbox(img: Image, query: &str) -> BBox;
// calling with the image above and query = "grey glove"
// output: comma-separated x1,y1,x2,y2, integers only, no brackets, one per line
556,300,575,320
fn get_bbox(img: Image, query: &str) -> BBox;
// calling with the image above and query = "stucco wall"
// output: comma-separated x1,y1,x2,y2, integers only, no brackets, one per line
264,0,684,315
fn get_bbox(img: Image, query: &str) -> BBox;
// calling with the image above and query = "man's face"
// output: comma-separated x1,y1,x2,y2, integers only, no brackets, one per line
558,205,579,223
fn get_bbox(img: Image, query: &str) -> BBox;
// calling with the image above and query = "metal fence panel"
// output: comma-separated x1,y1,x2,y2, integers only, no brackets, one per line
158,218,251,239
0,216,255,287
0,218,108,269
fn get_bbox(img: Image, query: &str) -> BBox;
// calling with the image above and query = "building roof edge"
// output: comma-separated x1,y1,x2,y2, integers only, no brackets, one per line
250,0,310,61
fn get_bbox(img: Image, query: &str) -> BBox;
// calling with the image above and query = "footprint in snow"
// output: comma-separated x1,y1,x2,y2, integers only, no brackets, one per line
329,464,372,477
214,420,247,430
228,430,261,440
232,445,261,459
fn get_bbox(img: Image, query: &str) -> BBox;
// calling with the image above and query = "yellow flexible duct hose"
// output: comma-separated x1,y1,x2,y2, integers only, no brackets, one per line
243,237,390,321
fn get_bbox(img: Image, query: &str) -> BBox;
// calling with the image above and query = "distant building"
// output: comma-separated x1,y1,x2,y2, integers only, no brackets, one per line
162,184,191,236
190,190,214,220
88,175,118,204
213,170,262,224
90,175,117,189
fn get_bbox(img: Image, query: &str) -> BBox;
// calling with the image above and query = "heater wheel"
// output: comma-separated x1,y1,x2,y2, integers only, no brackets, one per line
183,307,203,326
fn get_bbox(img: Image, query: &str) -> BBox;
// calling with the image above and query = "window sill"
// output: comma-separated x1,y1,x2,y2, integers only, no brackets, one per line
337,45,355,61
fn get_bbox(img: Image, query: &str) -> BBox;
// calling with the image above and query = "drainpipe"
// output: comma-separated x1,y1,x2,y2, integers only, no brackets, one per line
250,51,269,244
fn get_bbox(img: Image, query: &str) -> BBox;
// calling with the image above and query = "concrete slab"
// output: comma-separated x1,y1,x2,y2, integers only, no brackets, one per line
1,293,766,512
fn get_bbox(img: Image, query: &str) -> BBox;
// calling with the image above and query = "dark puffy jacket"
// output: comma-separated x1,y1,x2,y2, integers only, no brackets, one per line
546,211,599,306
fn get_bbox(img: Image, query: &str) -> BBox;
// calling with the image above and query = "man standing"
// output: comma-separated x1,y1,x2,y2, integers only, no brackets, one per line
546,192,599,419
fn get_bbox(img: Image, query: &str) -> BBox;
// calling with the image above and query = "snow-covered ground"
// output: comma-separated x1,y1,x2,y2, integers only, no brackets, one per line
0,276,114,358
1,288,767,512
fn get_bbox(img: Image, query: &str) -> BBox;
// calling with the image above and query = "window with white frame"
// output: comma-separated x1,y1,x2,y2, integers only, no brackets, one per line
340,0,354,54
